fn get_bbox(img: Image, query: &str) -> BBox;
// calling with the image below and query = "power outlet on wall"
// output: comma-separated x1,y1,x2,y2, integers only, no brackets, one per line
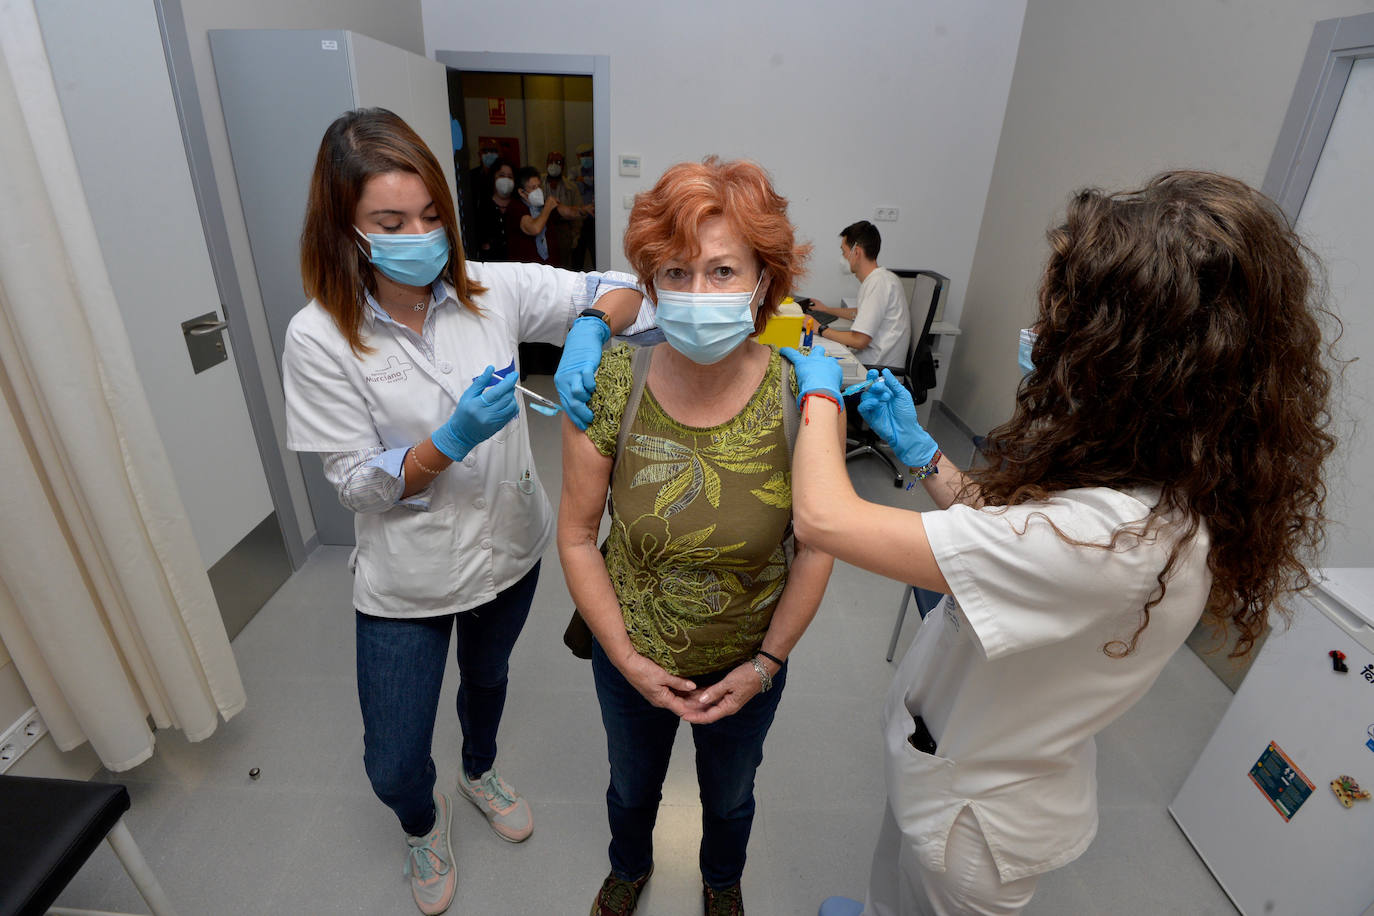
0,707,47,774
874,207,899,222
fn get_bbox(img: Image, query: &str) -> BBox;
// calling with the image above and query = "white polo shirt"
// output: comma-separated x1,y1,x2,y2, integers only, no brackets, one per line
849,266,910,366
881,488,1211,882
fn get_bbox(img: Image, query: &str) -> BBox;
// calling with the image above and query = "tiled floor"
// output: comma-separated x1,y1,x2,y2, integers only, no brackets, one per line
54,386,1236,915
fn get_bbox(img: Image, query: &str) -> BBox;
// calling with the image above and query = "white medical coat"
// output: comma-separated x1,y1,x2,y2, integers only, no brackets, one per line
872,488,1210,905
282,261,640,618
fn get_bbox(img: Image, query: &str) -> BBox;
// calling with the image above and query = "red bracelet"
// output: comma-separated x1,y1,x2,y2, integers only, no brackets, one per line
801,391,842,425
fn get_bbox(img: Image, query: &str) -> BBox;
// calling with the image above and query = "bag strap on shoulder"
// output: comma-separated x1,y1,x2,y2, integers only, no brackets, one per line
777,354,800,565
613,344,655,472
779,355,800,453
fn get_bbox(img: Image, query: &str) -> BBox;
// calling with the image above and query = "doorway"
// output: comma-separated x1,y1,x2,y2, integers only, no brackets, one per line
435,51,611,273
1262,12,1374,569
449,70,596,271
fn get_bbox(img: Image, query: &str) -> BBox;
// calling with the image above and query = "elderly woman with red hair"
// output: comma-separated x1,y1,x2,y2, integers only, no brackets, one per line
558,158,839,916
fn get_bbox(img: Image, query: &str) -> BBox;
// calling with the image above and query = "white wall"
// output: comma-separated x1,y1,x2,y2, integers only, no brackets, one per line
949,0,1374,438
423,0,1027,335
178,0,427,548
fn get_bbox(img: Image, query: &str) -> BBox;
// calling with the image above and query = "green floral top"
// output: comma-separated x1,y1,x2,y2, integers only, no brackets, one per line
587,344,799,676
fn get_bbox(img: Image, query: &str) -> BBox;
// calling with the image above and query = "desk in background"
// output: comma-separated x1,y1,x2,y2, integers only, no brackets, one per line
812,338,865,386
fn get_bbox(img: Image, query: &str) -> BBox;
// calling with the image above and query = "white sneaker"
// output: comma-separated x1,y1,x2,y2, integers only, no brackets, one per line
404,792,456,914
457,767,533,842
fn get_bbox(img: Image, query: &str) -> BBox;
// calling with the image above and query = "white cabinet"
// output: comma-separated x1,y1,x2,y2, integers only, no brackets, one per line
1170,569,1374,915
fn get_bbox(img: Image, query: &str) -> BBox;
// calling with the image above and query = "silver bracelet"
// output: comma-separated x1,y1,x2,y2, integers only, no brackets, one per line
751,657,773,693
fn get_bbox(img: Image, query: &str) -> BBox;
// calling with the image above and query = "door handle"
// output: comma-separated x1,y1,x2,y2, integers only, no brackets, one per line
186,319,229,336
181,310,230,373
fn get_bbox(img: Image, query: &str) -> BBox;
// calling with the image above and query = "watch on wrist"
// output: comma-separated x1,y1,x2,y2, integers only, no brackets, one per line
578,307,609,325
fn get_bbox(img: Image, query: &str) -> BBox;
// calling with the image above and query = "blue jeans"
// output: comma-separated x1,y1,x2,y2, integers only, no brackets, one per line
591,640,787,889
355,562,538,837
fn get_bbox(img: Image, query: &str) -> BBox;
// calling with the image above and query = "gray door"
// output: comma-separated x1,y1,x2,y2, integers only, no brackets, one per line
1291,60,1374,568
1264,13,1374,568
37,0,294,636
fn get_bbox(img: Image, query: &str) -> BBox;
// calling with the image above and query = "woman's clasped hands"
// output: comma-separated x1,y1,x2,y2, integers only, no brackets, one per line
617,649,765,725
682,661,771,725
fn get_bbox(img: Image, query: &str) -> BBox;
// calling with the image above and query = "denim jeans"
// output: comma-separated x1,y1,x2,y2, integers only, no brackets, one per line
355,562,539,837
591,639,787,889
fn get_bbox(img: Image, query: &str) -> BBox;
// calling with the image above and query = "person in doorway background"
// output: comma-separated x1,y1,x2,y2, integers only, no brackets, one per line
507,165,562,266
461,139,501,259
788,170,1336,916
468,139,500,205
472,158,515,262
559,157,838,916
571,142,597,269
544,149,592,267
282,108,652,916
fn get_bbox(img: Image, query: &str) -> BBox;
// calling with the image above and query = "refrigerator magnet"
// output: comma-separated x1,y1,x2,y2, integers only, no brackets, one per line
1249,741,1315,821
1329,775,1371,808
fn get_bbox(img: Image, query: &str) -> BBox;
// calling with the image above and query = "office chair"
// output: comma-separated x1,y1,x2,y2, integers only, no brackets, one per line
845,269,949,486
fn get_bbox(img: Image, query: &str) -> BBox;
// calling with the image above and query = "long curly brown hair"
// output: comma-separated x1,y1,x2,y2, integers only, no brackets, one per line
970,171,1336,658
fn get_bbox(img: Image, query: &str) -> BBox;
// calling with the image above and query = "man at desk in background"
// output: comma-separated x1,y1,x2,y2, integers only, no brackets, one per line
804,221,910,367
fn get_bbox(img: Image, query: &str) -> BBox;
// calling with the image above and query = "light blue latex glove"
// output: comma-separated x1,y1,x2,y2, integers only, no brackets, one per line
779,345,844,407
554,315,611,430
857,368,938,467
430,365,520,461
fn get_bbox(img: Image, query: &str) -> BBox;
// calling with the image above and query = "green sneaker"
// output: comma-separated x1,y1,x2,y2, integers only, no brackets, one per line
704,882,744,916
589,867,653,916
456,766,532,842
403,792,456,915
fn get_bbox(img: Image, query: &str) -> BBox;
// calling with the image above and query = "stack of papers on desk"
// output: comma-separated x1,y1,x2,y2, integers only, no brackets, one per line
812,339,865,385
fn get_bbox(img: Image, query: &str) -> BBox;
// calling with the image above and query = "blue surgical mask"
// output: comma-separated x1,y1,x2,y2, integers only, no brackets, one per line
356,227,450,287
655,275,764,365
481,152,498,168
1018,328,1037,376
580,156,593,172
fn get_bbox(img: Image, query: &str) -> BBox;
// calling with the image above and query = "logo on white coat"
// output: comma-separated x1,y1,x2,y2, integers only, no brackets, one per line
942,596,961,633
365,354,414,384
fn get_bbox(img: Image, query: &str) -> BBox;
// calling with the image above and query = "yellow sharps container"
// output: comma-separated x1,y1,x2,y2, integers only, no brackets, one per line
757,299,805,348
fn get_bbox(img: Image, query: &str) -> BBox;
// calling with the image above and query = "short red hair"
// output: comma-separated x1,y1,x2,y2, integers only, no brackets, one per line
623,157,811,333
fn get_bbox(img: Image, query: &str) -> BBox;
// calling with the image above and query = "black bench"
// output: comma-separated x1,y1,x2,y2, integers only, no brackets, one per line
0,775,176,916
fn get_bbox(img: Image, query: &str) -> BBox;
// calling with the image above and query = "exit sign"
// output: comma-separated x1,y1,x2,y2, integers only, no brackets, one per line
488,98,507,126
